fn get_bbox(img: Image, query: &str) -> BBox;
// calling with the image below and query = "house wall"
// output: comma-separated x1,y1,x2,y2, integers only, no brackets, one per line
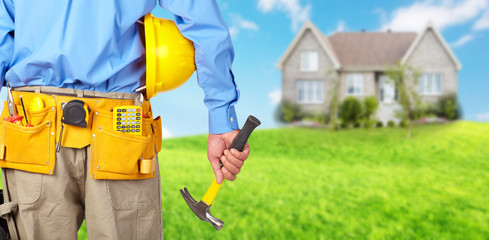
405,29,458,103
282,29,337,113
338,71,377,102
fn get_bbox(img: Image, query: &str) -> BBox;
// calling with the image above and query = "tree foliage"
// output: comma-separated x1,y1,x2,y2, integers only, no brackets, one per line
384,62,422,138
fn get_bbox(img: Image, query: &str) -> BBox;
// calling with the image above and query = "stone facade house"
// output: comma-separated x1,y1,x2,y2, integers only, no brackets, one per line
277,20,461,123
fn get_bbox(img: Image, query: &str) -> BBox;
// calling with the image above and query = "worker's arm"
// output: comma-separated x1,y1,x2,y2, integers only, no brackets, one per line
0,0,15,87
160,0,249,183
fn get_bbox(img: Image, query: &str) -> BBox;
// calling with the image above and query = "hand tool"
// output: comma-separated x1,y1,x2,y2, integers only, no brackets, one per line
180,115,261,231
56,100,91,152
4,83,23,125
20,95,33,127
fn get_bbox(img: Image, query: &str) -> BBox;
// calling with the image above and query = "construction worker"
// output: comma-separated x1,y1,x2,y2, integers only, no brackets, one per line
0,0,249,239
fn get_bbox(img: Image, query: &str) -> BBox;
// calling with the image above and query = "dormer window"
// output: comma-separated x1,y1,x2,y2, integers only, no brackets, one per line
300,51,318,72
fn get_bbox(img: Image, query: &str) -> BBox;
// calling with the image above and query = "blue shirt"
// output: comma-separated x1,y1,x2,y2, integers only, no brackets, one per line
0,0,239,134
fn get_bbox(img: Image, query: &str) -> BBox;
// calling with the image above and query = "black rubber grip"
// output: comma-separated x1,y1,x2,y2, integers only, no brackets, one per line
229,115,261,152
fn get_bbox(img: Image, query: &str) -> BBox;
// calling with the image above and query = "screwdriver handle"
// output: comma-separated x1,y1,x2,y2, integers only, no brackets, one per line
229,115,261,152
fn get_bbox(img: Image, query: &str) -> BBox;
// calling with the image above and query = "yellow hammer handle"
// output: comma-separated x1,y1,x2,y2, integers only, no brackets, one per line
201,178,223,205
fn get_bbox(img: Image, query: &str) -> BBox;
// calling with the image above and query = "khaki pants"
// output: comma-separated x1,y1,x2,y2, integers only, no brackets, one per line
3,144,164,239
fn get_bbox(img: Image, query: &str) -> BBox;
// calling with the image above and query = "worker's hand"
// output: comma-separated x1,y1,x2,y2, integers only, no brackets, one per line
207,129,250,184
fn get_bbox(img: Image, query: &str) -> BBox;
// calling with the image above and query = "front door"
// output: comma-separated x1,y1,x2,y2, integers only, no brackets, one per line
379,75,395,103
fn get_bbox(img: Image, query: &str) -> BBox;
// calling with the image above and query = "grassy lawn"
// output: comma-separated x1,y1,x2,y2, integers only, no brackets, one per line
19,121,489,239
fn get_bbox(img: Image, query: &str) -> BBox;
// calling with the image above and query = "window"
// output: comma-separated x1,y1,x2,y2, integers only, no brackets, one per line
347,74,363,95
419,73,442,95
300,51,318,71
297,80,324,103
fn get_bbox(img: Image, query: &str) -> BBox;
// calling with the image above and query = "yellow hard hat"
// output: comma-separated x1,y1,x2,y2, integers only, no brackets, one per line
144,14,196,99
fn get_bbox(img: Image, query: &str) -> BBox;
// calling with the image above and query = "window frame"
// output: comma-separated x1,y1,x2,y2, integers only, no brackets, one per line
418,73,443,95
300,51,319,72
296,80,324,104
346,74,364,96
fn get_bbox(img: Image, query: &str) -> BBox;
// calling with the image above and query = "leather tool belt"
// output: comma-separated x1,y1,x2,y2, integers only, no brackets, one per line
0,86,162,180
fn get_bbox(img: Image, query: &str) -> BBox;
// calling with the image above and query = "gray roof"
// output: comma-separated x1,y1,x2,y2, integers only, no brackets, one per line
327,32,418,67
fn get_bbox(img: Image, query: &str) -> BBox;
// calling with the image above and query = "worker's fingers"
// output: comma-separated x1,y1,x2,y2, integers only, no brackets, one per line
222,167,236,181
230,143,250,161
208,156,224,184
223,149,244,169
221,155,241,175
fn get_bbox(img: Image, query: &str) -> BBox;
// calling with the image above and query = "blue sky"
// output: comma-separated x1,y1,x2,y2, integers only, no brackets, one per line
151,0,489,137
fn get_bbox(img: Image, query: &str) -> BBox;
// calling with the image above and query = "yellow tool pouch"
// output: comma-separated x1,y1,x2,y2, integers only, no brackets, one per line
0,91,163,180
0,94,56,174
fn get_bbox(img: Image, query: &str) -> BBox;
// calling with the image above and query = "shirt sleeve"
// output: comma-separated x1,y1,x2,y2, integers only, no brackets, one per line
159,0,240,134
0,0,15,87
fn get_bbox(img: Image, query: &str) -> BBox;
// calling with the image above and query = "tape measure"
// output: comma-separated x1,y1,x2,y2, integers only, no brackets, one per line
56,100,90,152
61,100,90,128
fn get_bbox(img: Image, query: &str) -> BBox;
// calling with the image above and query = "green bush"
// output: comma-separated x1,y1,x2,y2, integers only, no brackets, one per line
399,121,407,128
363,96,379,119
387,120,395,127
438,93,461,120
339,96,363,127
376,121,384,128
275,101,301,123
353,122,362,128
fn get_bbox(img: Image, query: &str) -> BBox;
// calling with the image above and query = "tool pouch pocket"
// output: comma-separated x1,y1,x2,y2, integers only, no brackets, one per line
91,109,155,180
0,101,56,175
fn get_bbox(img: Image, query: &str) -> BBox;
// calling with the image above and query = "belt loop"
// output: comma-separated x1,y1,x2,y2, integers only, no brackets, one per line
77,90,84,98
35,88,41,94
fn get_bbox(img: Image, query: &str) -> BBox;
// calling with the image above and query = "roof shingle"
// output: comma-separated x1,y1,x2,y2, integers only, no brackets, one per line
327,32,417,67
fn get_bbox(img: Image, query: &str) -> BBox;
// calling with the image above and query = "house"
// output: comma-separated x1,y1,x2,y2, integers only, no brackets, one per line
277,20,461,123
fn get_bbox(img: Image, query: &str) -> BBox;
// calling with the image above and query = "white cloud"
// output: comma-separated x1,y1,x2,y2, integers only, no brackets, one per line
473,9,489,30
268,89,282,105
162,127,174,139
335,20,347,32
379,0,489,32
451,34,474,47
258,0,311,31
229,14,259,39
229,27,239,38
476,111,489,120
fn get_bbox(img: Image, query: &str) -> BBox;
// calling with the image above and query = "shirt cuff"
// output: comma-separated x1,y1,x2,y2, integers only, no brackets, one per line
209,106,239,134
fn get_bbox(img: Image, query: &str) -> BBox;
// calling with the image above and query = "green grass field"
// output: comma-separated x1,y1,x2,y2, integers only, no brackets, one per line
56,122,489,238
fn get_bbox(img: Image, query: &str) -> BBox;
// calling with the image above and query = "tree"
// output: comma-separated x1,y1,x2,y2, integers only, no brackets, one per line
385,62,422,138
328,73,340,130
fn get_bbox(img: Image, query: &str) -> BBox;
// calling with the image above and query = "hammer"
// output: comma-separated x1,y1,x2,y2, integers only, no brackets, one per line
180,115,261,230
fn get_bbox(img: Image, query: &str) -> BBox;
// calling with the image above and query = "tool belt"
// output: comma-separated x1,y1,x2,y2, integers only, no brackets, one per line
0,86,162,180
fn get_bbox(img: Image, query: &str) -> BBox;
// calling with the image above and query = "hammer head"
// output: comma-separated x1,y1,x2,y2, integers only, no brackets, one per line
180,187,224,231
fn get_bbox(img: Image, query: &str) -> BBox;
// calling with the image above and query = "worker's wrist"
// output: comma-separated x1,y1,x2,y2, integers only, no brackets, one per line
208,106,239,134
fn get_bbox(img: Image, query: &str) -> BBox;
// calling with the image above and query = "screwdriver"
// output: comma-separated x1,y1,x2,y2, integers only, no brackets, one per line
20,95,33,127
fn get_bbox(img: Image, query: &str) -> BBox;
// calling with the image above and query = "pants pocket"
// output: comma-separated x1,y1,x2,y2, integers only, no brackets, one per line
6,169,43,204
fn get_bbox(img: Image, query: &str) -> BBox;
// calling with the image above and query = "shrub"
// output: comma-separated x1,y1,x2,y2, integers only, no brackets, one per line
437,93,461,120
444,99,456,120
387,120,395,127
363,96,379,119
399,121,407,128
353,122,361,128
275,101,302,123
339,97,363,127
376,121,383,128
